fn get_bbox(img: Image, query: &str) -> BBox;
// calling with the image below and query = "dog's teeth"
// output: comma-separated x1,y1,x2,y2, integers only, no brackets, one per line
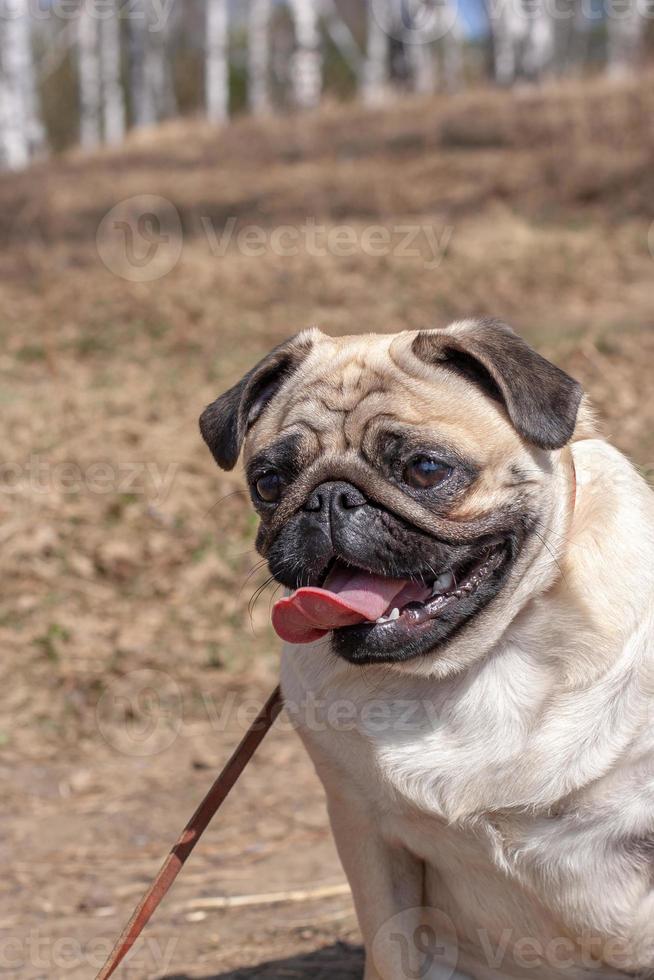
376,607,401,624
432,571,455,594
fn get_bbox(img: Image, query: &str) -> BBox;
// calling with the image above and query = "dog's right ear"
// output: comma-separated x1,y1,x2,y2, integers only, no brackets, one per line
199,332,315,470
412,319,583,450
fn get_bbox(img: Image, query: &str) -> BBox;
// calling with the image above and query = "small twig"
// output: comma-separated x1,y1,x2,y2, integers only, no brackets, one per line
174,882,351,912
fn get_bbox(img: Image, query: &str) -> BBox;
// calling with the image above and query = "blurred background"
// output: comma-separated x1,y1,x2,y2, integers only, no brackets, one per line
0,1,653,977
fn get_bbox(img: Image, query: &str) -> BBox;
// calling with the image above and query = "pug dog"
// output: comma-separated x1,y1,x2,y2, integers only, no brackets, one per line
200,320,654,980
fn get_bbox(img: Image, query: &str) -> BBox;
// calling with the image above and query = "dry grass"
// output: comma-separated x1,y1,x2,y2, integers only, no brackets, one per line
1,73,653,978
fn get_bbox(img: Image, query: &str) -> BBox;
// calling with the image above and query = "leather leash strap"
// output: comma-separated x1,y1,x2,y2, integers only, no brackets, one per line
95,684,284,980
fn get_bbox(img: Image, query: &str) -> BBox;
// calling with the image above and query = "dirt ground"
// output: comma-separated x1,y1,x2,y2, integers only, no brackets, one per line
1,74,653,978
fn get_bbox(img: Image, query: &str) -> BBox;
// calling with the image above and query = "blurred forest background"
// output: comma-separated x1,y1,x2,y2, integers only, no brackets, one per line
1,0,654,168
1,2,653,979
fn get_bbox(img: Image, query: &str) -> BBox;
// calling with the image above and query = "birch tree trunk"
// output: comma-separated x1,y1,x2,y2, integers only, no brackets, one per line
522,0,555,78
0,0,44,168
130,0,151,126
406,40,437,93
442,9,464,91
607,0,645,76
100,1,126,145
129,0,154,126
149,15,177,120
16,0,45,157
320,0,363,78
288,0,322,109
248,0,273,113
206,0,229,123
402,0,459,95
565,1,593,76
363,0,391,104
78,0,102,149
489,0,529,83
129,0,176,127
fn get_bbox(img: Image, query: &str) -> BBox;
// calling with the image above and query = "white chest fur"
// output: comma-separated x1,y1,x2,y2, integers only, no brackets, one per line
282,636,654,978
279,442,654,978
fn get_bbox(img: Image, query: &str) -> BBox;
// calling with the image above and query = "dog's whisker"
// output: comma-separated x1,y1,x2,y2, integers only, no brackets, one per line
248,575,278,622
203,488,249,519
238,560,269,594
531,526,566,582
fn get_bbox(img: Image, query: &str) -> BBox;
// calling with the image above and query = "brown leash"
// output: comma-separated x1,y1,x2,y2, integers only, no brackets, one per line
95,685,284,980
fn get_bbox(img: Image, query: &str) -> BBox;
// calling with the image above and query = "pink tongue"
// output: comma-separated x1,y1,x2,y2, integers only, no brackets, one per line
271,565,428,645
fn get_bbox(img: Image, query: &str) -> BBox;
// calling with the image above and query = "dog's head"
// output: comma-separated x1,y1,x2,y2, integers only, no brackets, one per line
200,320,583,668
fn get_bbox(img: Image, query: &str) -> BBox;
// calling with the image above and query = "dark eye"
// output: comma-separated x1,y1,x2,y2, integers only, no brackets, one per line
403,456,452,489
254,471,283,503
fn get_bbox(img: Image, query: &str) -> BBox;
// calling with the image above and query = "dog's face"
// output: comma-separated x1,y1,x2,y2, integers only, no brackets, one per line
200,320,583,667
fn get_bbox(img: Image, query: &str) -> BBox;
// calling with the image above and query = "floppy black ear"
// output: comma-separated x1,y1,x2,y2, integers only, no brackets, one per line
412,319,583,450
199,333,314,470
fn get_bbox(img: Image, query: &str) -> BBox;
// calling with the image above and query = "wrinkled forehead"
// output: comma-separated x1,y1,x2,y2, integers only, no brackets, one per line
243,331,520,466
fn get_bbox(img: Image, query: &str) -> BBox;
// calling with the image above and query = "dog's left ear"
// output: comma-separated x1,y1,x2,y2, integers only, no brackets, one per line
412,319,583,450
200,332,315,470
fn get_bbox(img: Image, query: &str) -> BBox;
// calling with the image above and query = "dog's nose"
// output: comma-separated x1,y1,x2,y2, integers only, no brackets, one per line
303,481,367,517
